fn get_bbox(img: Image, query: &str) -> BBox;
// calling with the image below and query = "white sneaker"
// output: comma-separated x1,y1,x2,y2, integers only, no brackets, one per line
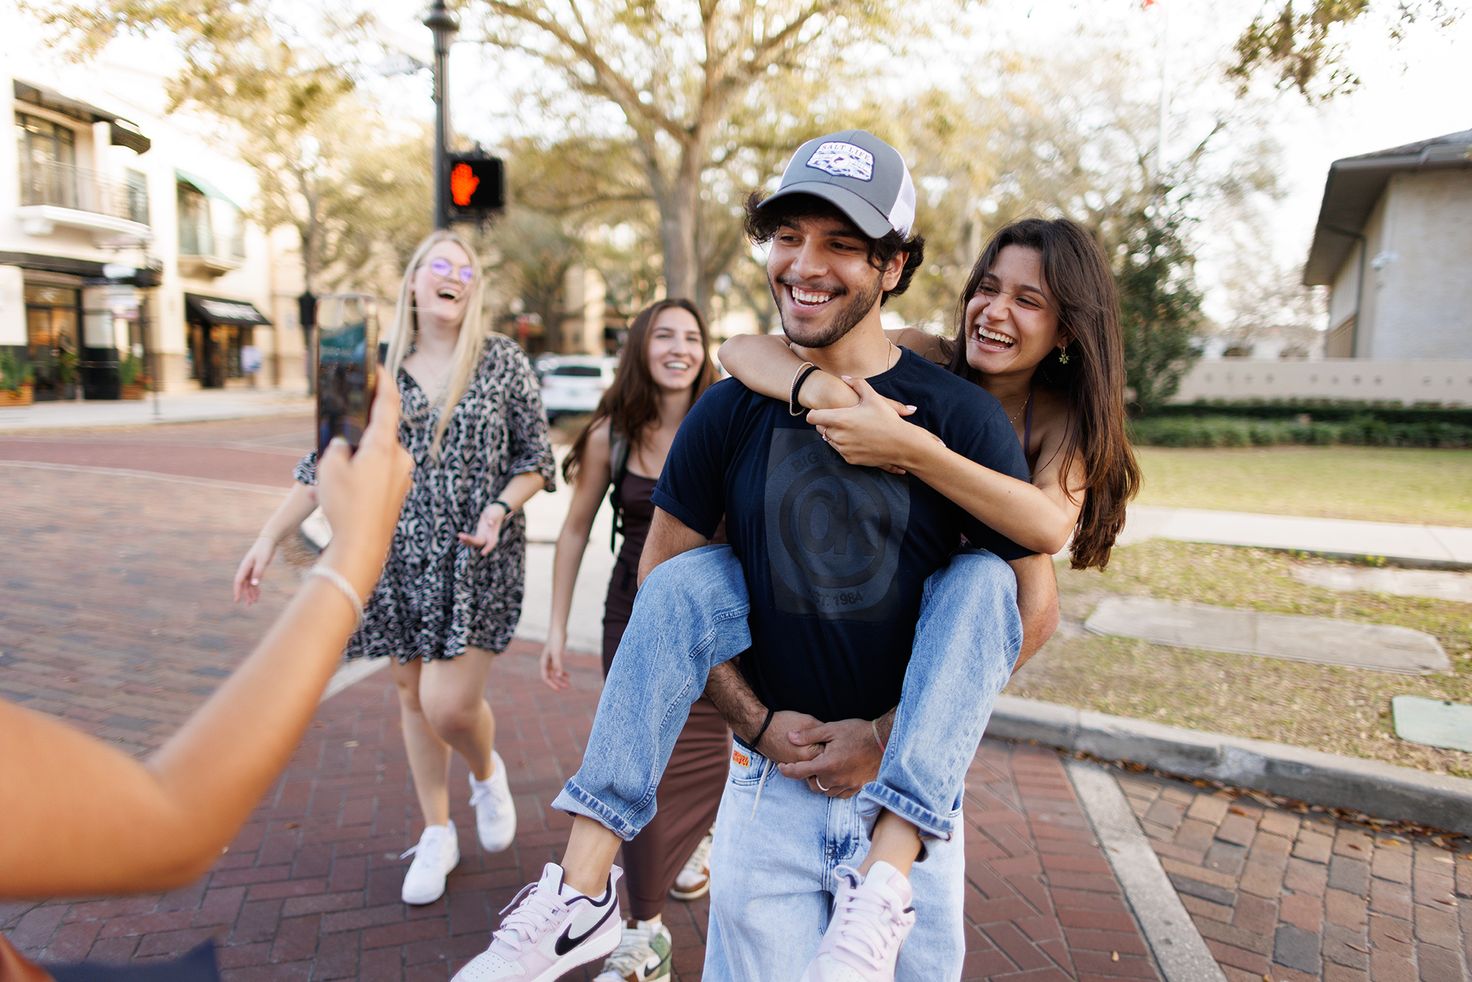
400,821,460,906
452,862,623,982
799,862,916,982
469,751,517,852
593,918,673,981
668,826,713,901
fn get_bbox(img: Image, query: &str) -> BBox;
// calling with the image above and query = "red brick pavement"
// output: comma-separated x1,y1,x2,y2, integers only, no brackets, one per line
2,424,1160,980
1116,770,1472,982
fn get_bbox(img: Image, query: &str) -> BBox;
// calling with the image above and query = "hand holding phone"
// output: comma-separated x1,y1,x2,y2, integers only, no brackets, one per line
315,296,380,454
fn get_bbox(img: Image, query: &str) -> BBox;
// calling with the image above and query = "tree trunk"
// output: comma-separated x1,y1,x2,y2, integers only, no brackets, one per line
657,144,703,303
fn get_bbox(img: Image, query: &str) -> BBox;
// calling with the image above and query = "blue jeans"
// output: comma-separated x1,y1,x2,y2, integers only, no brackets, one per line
553,544,1022,841
703,747,966,981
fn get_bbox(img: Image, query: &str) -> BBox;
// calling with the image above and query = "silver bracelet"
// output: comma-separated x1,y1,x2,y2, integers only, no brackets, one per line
307,565,364,626
871,718,885,752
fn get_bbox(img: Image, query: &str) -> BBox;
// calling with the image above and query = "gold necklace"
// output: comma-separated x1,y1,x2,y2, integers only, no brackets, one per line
1005,391,1032,426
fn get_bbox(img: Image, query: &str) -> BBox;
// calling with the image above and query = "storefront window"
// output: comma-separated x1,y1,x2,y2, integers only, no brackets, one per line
24,283,80,401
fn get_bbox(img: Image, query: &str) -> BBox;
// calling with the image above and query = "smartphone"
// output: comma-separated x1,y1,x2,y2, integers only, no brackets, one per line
314,294,379,455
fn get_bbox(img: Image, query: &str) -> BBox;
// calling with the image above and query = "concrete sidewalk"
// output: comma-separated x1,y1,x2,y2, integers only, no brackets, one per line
1122,505,1472,568
0,386,311,433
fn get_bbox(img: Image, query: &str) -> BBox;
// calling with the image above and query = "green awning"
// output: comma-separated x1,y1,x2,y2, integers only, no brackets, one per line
175,169,244,211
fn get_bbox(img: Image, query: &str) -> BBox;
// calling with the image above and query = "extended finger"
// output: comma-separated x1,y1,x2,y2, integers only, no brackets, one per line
839,375,880,401
805,407,838,428
365,368,401,443
779,757,826,781
317,437,351,484
884,397,917,416
790,722,834,746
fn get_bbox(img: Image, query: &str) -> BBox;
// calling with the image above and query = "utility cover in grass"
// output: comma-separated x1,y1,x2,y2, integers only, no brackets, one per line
1085,597,1449,674
1392,696,1472,753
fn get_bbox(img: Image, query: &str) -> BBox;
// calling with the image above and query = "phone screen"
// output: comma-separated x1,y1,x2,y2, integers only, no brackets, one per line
314,295,379,455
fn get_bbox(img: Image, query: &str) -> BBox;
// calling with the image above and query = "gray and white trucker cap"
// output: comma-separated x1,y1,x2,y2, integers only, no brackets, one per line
759,130,917,239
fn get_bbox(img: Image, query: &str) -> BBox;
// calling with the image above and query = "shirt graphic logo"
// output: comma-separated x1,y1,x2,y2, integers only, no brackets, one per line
806,142,875,181
764,428,908,621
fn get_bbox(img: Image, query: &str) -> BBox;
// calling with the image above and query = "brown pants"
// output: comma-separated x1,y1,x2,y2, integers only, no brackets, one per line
602,616,730,921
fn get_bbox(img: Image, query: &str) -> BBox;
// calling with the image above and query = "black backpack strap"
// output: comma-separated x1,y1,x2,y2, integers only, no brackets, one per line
608,426,631,553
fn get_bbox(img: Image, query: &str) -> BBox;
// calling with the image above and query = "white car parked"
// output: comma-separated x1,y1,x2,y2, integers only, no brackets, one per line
538,355,617,422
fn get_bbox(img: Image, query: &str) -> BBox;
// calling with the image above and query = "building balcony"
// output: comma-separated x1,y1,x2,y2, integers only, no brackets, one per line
177,224,245,277
17,160,151,246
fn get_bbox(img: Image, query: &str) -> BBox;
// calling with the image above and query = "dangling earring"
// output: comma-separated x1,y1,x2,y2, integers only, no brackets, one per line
1056,346,1070,365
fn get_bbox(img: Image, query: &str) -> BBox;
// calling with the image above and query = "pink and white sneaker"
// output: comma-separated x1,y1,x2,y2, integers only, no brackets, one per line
452,862,623,982
799,862,916,982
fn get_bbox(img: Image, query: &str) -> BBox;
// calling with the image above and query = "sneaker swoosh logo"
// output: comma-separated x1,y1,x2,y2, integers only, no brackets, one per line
643,947,671,974
553,902,616,957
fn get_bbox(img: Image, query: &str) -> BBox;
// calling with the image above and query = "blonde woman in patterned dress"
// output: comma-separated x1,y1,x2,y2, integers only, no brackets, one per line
233,230,556,906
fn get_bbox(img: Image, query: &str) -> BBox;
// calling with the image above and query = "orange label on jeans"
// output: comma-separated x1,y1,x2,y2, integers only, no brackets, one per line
732,748,751,768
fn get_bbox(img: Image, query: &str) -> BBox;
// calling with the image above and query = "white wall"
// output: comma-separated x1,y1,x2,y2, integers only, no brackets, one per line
0,266,24,346
1173,358,1472,406
1369,171,1472,360
1324,170,1472,361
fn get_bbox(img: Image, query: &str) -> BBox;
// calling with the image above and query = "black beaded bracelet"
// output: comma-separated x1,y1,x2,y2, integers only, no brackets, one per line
749,707,776,750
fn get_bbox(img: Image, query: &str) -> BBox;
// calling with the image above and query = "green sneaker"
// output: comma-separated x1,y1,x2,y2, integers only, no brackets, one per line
593,918,672,981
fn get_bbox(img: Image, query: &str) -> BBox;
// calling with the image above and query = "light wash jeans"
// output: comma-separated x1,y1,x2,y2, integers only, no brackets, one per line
703,747,966,981
553,543,1022,842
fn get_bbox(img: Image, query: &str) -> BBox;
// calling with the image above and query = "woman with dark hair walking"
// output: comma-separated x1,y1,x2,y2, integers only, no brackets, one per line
540,298,723,981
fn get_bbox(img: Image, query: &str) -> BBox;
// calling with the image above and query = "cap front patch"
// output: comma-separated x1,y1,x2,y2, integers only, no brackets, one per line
806,141,874,181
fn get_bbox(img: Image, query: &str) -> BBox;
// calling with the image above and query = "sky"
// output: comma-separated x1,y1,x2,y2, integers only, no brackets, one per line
362,0,1470,322
12,0,1469,324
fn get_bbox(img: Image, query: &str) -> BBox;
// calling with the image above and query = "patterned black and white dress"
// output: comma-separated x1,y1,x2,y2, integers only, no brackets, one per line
295,334,555,661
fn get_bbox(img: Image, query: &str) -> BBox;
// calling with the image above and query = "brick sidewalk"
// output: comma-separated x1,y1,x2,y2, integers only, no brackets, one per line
1117,769,1472,981
8,419,1472,981
2,631,1156,981
2,427,1159,979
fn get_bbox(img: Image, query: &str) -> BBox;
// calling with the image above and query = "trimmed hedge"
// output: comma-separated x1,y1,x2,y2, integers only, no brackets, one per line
1152,400,1472,426
1129,414,1472,448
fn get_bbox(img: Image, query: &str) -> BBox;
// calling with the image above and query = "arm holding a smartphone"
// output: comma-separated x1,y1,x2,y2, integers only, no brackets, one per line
2,377,412,898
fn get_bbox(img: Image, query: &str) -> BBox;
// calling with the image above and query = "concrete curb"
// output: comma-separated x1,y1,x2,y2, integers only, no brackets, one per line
990,695,1472,838
1066,759,1226,982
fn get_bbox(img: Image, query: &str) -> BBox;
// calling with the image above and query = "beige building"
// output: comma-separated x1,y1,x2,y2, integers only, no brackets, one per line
1303,129,1472,360
1,16,303,400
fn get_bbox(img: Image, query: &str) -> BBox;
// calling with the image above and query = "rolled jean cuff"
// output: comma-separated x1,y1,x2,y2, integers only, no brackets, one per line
858,780,954,841
552,780,640,842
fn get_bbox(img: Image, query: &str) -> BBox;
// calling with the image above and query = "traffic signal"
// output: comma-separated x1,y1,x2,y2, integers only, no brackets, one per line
445,154,505,221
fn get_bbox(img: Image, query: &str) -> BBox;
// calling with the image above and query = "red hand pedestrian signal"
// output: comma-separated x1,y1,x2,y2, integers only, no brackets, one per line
450,162,479,207
444,154,505,221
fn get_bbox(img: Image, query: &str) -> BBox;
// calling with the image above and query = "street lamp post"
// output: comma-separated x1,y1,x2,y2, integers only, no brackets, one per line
424,0,459,230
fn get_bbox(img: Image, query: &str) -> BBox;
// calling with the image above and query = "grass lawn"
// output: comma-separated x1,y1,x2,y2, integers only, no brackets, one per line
1135,446,1472,526
1014,539,1472,777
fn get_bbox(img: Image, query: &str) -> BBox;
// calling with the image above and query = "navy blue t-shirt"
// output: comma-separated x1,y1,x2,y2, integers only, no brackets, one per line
652,347,1033,723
